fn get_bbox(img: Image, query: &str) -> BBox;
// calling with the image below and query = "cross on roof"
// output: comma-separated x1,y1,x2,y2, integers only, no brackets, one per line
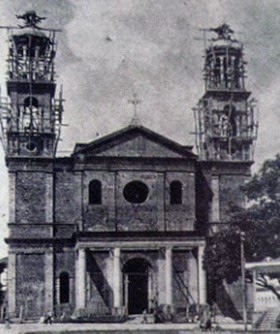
128,93,142,126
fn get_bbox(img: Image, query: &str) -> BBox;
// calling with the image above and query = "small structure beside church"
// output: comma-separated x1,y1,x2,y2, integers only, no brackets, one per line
0,13,258,320
246,260,280,312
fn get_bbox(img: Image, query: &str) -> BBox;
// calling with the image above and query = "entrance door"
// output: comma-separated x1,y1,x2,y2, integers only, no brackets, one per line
123,258,150,314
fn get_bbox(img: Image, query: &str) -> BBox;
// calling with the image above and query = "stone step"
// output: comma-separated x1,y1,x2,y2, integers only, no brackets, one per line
258,307,279,330
126,314,154,324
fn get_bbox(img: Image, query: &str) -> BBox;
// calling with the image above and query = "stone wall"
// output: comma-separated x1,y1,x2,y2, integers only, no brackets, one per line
16,253,45,318
85,251,112,314
74,168,196,232
16,172,46,223
55,171,82,224
55,248,76,308
219,174,247,221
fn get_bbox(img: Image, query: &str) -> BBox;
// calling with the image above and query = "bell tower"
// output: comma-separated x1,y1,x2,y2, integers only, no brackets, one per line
194,24,259,230
0,12,63,319
194,24,258,162
0,11,63,158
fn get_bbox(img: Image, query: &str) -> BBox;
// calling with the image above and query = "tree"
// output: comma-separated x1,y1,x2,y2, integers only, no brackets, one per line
204,154,280,299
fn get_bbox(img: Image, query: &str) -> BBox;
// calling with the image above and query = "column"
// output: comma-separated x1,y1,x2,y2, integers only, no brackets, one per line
113,247,121,309
188,250,198,303
198,245,207,304
75,248,86,309
165,247,173,306
7,252,16,317
45,251,54,311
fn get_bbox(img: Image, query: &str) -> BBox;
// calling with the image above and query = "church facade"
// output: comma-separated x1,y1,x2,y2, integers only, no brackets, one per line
0,14,257,319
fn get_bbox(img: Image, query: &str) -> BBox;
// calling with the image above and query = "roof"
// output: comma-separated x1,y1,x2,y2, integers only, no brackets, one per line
246,258,280,271
72,124,196,159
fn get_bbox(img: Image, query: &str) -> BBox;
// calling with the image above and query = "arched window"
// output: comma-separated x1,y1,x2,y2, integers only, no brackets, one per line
89,180,102,204
170,180,182,205
214,57,221,86
22,97,39,132
24,97,39,109
59,272,70,304
223,105,237,137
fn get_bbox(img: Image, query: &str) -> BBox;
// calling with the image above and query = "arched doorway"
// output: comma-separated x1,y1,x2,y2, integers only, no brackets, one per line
123,258,151,314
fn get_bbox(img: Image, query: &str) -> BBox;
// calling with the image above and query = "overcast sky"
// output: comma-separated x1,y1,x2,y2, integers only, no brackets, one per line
0,0,279,258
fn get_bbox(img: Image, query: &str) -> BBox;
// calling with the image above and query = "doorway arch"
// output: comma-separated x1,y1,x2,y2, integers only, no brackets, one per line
123,258,151,314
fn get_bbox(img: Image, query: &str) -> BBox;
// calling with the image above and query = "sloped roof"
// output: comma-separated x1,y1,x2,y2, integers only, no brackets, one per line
72,124,196,159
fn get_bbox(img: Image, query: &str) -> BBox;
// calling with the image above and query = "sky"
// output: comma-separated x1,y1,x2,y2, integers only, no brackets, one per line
0,0,280,258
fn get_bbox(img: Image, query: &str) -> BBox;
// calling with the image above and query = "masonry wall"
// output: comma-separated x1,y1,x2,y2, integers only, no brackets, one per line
219,174,247,221
86,251,112,314
55,247,76,314
16,253,45,318
55,171,83,225
64,163,198,233
83,171,116,231
165,172,195,231
16,172,46,223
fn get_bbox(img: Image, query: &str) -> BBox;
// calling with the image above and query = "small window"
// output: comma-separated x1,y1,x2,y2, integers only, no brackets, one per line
170,181,182,205
89,180,102,204
59,272,70,304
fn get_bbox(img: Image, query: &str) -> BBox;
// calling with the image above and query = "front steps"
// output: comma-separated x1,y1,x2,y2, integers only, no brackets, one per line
257,307,280,330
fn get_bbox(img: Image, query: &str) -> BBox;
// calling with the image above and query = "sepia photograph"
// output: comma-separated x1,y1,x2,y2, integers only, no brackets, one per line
0,1,279,333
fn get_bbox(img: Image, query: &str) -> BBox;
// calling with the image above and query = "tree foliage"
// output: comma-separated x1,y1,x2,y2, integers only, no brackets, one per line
204,154,280,297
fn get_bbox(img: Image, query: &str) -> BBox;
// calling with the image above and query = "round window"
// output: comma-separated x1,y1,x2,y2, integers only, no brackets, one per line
26,142,37,152
123,181,149,204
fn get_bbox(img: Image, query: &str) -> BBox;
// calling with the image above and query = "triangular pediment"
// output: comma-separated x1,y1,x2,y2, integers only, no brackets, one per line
73,125,196,159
